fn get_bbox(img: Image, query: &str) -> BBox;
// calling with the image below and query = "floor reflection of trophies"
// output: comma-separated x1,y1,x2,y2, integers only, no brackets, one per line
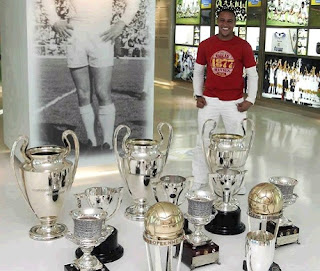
267,176,300,247
64,208,110,271
75,187,124,263
143,202,185,271
182,187,220,270
243,183,283,271
203,118,254,235
10,130,79,241
113,122,172,221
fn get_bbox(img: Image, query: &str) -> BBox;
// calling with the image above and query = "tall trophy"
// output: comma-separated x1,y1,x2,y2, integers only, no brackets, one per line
10,130,79,241
182,187,220,270
113,122,172,221
64,208,109,271
203,118,254,236
244,183,283,271
267,176,300,247
75,186,124,263
143,202,185,271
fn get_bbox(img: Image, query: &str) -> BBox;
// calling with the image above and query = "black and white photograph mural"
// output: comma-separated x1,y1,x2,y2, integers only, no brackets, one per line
32,0,155,164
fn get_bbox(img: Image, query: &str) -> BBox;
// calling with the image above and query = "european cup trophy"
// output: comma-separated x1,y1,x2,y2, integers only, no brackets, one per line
143,202,185,271
182,187,220,270
64,208,109,271
10,130,79,241
202,118,254,236
113,122,172,221
244,183,283,271
267,176,300,247
75,187,124,263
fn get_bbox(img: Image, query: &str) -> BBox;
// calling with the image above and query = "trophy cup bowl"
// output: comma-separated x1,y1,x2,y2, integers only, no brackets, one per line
75,186,124,263
202,118,255,170
10,130,79,241
185,189,216,246
65,208,110,271
113,122,172,221
210,168,247,212
153,175,193,205
245,230,275,271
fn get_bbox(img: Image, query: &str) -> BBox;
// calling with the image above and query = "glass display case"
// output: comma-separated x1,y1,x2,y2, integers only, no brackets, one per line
173,0,320,110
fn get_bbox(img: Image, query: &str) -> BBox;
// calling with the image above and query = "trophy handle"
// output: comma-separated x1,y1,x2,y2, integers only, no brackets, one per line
10,136,31,205
234,170,247,195
74,193,85,208
201,119,217,170
177,176,194,206
157,122,173,166
62,130,80,182
241,118,255,154
106,187,124,220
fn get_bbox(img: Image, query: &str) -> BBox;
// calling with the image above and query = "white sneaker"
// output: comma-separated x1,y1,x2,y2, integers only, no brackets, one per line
238,186,246,195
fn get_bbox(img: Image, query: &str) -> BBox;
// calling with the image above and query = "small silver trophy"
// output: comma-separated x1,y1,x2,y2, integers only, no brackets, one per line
10,130,79,241
153,175,193,205
113,122,172,221
182,187,220,269
269,176,300,247
65,208,109,271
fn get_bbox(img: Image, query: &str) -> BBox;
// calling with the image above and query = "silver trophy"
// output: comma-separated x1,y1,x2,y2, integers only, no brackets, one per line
113,122,172,221
65,208,110,271
185,188,217,246
245,231,276,271
10,130,79,241
153,175,193,205
210,168,247,212
75,186,124,233
269,176,300,247
202,118,255,171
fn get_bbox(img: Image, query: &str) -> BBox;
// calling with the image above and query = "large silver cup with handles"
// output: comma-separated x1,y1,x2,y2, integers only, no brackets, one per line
202,118,255,171
10,130,79,241
113,122,173,221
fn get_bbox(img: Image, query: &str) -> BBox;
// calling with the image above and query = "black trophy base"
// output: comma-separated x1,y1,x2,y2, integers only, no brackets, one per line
182,240,220,270
76,228,124,263
205,207,245,235
243,260,281,271
267,221,300,248
64,263,109,271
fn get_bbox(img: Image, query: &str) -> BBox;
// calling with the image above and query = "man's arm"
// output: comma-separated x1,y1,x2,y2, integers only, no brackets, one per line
193,63,207,108
237,66,258,112
101,0,140,43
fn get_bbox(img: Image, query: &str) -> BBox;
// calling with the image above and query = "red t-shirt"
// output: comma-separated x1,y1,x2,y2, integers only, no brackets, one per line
196,35,256,101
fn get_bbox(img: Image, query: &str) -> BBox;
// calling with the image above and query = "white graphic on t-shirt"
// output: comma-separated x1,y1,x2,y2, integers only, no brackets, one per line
210,50,234,77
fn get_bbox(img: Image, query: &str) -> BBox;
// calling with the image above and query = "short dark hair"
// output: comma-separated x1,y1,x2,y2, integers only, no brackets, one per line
216,8,236,19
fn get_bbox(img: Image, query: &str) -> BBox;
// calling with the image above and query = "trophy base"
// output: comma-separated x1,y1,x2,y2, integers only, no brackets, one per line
205,207,245,235
64,263,109,271
29,223,67,241
267,221,300,248
75,228,124,263
182,240,220,270
243,260,281,271
125,204,150,221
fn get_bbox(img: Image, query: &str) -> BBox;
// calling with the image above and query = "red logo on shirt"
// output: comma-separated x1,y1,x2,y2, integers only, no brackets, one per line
210,50,234,77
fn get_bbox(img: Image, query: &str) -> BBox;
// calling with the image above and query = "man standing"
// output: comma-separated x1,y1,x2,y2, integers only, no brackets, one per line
192,8,258,188
42,0,140,151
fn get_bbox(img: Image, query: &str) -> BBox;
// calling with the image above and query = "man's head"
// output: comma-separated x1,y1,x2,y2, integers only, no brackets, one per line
217,8,236,41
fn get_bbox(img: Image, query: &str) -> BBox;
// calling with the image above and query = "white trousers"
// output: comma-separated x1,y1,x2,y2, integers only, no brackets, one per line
192,97,247,184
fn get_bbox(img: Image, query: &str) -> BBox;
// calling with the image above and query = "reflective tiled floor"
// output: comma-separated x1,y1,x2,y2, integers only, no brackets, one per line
0,83,319,270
